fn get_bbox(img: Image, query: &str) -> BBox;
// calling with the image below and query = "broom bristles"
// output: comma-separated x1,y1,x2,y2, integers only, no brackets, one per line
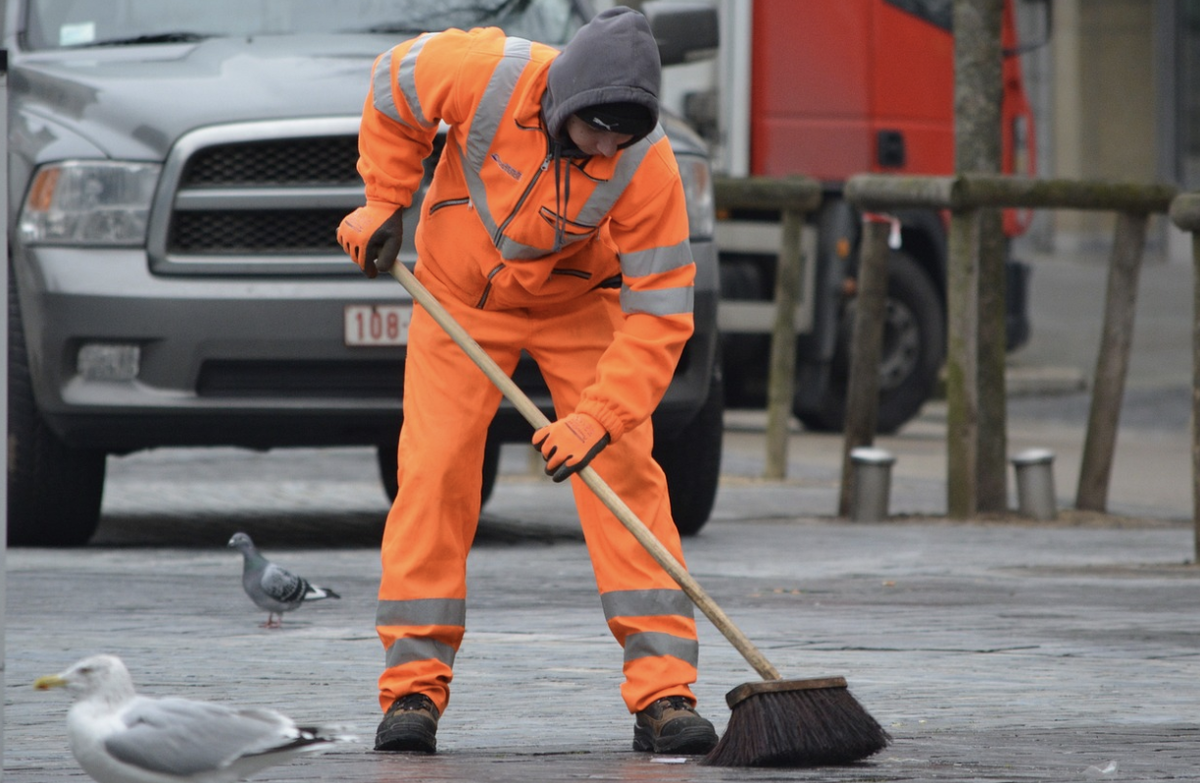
703,684,891,767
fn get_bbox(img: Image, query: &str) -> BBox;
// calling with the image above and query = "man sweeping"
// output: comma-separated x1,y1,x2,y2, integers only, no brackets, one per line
337,7,718,755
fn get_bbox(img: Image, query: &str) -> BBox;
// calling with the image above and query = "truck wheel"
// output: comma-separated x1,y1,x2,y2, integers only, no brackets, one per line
7,269,106,547
653,363,724,537
377,432,501,508
796,251,944,434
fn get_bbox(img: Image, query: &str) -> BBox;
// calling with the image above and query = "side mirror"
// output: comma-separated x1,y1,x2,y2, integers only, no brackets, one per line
642,1,719,66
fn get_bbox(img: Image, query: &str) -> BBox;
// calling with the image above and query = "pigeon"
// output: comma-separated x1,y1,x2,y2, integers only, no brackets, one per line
227,532,340,628
34,654,353,783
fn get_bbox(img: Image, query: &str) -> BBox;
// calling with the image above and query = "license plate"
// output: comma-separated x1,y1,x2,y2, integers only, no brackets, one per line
344,304,412,347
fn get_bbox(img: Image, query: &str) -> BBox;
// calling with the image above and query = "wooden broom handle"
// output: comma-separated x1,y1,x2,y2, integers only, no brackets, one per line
390,263,782,682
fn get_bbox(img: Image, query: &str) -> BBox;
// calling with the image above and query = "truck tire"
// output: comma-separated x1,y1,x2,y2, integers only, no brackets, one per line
377,432,501,508
653,362,724,537
796,250,944,434
7,269,106,547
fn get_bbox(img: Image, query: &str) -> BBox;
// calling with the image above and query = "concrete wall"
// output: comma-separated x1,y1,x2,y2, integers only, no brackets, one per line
1044,0,1166,257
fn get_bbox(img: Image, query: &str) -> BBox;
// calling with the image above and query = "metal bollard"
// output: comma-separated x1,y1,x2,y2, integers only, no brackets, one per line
1011,448,1057,521
850,447,896,522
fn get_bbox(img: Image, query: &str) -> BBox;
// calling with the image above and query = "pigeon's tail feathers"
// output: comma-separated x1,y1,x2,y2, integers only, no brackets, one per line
304,584,340,601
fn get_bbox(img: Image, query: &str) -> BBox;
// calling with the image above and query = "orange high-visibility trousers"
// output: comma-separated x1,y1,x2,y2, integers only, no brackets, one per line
376,269,700,717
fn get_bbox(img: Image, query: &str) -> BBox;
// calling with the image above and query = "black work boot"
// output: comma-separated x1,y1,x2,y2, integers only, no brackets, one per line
375,693,439,753
632,695,718,754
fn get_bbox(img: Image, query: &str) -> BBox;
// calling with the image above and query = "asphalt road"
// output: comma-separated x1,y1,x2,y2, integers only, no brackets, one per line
6,251,1200,782
8,456,1198,782
77,251,1198,543
31,247,1196,547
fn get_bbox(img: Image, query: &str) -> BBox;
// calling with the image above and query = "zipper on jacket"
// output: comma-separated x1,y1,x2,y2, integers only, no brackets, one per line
430,197,470,214
552,268,593,280
476,263,507,308
477,265,600,308
493,152,553,246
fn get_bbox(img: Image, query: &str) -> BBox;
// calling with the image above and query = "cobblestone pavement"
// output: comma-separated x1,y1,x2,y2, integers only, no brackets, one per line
6,435,1200,782
7,252,1200,781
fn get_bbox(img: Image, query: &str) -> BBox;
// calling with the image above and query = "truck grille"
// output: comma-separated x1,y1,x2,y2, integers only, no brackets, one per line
169,137,359,255
150,118,370,272
170,208,348,253
183,137,361,187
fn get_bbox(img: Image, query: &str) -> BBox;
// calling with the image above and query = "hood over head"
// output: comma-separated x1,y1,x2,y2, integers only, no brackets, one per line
543,6,661,146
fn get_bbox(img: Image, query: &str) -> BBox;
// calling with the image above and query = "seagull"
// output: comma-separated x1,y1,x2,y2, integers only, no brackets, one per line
34,654,353,783
227,532,340,628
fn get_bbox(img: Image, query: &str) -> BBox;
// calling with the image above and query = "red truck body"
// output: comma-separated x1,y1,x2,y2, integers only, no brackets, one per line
749,0,1032,222
711,0,1034,432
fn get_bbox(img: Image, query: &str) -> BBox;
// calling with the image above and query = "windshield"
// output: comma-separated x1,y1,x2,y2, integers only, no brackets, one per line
23,0,590,51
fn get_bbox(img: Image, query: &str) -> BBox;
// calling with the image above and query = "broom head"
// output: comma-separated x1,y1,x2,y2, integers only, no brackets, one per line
703,676,891,767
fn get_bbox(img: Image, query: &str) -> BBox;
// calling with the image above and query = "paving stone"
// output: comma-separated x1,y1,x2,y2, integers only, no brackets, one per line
8,489,1199,781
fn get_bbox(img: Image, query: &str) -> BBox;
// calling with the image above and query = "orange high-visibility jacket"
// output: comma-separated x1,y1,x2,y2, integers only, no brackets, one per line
355,23,695,443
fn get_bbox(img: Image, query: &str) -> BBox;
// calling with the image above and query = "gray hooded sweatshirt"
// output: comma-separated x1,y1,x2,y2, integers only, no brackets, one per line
542,6,662,147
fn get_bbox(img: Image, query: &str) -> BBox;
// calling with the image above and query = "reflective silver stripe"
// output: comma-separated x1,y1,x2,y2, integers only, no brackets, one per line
459,39,663,261
385,637,458,670
494,230,596,260
458,144,499,242
620,285,694,317
624,631,700,666
601,589,695,621
573,128,660,228
378,34,439,129
620,239,693,278
376,598,466,627
462,37,532,245
488,131,658,261
494,235,554,261
371,47,402,123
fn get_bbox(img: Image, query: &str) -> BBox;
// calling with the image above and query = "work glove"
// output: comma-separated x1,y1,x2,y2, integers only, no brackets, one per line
337,204,405,279
532,412,611,483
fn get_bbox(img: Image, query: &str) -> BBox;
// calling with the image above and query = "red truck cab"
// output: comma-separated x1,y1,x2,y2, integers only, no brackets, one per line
712,0,1034,431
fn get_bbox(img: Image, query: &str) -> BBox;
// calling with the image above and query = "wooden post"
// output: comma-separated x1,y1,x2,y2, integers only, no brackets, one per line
846,172,1179,522
1168,193,1200,561
764,208,804,480
838,217,891,516
953,0,1005,513
1194,231,1200,561
976,209,1009,511
946,209,981,518
1075,212,1148,511
712,176,821,481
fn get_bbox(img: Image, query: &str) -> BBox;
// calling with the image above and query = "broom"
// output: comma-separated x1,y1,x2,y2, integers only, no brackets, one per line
387,262,891,767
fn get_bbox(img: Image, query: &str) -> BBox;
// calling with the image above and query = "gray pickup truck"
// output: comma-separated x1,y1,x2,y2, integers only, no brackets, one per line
5,0,723,546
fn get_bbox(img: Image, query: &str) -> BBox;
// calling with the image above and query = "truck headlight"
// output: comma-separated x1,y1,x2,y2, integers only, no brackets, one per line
676,153,714,241
18,161,161,246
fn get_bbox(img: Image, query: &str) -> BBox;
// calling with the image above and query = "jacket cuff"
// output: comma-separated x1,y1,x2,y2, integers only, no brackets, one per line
576,401,628,445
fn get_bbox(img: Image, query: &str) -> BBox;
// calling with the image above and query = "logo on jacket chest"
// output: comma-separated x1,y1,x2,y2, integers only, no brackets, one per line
489,153,523,181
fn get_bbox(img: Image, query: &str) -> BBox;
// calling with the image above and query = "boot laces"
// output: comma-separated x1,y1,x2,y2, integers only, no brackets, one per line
393,693,434,713
656,695,694,714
